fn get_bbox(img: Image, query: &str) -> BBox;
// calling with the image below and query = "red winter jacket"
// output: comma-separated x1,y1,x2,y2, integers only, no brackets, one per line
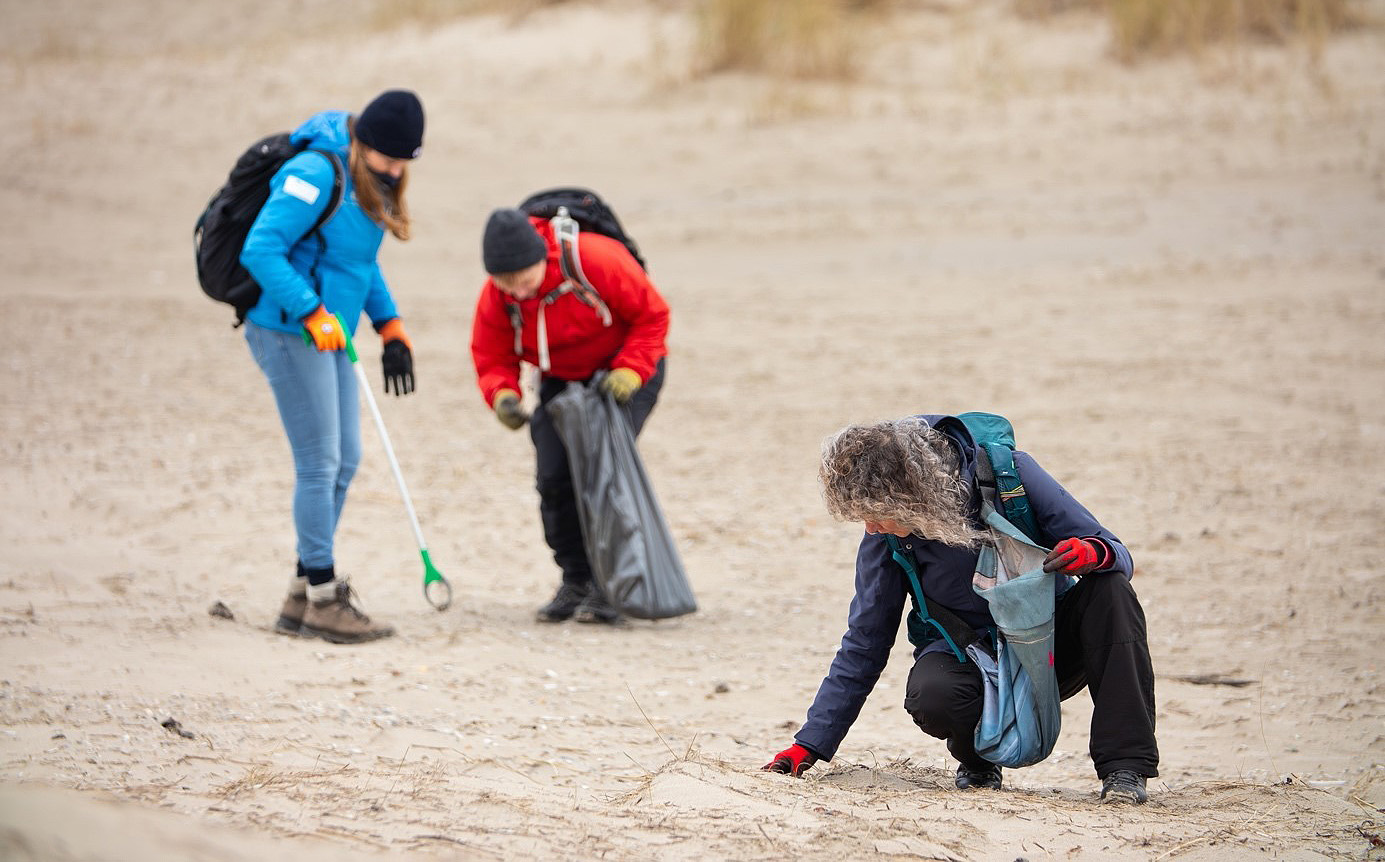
470,217,670,406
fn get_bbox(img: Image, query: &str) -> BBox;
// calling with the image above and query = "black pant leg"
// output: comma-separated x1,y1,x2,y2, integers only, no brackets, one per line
623,358,665,434
1052,574,1160,779
531,378,591,586
904,651,989,770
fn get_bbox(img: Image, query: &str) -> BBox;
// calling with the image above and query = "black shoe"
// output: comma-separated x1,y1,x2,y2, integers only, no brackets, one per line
573,589,621,625
955,763,1003,790
536,582,590,623
1100,769,1148,804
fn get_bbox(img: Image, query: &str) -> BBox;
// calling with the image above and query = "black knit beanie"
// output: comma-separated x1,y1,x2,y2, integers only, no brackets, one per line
483,209,548,275
354,90,425,160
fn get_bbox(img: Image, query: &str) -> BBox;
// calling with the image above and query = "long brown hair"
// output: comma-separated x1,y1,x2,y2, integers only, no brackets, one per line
347,118,411,241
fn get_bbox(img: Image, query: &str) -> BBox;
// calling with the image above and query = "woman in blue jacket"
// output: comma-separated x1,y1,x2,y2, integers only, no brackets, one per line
763,416,1159,804
239,90,425,644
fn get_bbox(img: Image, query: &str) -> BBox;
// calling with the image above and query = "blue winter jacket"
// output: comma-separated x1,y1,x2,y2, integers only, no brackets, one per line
240,111,399,335
794,415,1134,761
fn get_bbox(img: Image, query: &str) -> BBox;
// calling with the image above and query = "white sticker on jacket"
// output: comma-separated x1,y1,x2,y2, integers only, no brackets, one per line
283,174,321,205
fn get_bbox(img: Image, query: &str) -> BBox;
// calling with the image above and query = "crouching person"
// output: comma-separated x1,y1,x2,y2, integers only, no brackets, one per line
763,416,1159,803
470,208,670,625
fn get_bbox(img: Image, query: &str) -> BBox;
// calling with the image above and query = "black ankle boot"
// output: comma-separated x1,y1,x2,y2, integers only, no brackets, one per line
955,762,1002,790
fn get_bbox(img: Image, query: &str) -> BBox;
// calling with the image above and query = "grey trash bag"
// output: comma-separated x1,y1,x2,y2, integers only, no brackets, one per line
544,380,697,620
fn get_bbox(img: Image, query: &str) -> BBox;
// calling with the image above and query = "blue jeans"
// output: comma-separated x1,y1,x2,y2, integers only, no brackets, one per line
245,322,361,571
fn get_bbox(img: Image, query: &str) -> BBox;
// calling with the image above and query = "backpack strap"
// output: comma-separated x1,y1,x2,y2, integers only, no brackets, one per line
305,148,345,231
952,412,1043,545
971,439,1000,512
506,285,598,374
303,149,345,297
265,148,345,328
550,207,613,327
886,535,990,664
505,302,524,358
503,207,615,374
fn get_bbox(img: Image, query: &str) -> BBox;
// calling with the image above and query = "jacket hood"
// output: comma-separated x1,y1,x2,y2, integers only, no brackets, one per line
918,414,983,523
290,110,352,158
917,414,979,488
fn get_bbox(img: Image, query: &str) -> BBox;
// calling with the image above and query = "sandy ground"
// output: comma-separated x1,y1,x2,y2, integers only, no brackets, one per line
2,1,1384,859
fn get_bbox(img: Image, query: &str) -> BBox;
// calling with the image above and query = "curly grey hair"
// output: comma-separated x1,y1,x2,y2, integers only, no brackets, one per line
819,418,987,548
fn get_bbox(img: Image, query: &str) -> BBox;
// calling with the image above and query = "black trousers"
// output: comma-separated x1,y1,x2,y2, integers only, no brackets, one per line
528,360,666,589
902,572,1159,779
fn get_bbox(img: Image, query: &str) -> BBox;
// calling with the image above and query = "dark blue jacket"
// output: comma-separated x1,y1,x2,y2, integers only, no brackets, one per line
794,416,1133,761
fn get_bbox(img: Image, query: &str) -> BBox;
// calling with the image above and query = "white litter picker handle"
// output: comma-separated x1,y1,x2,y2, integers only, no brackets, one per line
318,316,452,611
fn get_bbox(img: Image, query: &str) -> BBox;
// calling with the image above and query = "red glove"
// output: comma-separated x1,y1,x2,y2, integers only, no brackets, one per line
763,743,818,777
1043,537,1111,576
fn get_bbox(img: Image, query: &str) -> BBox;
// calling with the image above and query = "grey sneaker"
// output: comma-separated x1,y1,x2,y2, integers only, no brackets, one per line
274,592,307,636
955,763,1003,790
573,589,621,625
536,582,591,623
300,581,395,644
1100,769,1148,804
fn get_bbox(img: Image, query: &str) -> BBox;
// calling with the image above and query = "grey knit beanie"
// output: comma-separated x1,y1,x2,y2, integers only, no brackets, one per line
483,209,547,275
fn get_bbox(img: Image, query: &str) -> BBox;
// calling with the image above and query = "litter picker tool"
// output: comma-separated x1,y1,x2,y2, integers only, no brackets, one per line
308,315,452,610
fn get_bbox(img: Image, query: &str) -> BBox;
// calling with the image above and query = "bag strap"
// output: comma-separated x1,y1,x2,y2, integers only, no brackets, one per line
978,442,1042,545
304,148,345,232
551,207,613,326
947,413,1044,545
886,535,990,664
503,207,615,373
504,285,591,373
303,149,345,297
972,441,1000,511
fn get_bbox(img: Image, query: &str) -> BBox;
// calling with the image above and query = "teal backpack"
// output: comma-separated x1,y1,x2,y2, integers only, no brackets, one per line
952,412,1041,544
888,411,1066,768
890,411,1043,655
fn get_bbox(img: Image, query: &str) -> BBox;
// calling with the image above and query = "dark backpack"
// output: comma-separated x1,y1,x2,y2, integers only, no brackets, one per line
504,188,646,371
194,133,344,326
519,187,647,272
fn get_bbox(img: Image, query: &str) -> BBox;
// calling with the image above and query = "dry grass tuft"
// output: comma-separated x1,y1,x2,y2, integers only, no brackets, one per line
1105,0,1360,62
1014,0,1364,62
370,0,573,30
691,0,887,81
1014,0,1104,17
691,0,1365,83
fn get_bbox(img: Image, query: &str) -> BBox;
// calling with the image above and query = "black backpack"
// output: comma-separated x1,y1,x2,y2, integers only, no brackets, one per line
506,187,646,372
519,187,647,272
194,133,344,326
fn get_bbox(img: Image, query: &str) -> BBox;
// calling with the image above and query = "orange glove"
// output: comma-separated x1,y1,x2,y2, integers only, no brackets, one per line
376,318,412,350
302,306,346,352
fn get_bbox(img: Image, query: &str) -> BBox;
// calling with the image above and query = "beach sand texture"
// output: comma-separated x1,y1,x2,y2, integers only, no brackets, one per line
1,2,1383,859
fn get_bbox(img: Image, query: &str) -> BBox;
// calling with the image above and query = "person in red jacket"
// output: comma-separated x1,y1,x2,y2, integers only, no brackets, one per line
470,208,670,624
